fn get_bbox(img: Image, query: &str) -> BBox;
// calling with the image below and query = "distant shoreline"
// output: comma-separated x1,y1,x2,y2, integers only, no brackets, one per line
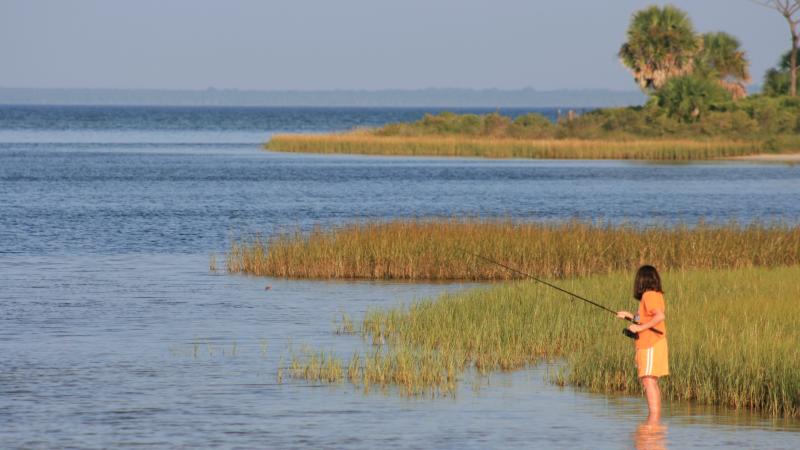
0,87,646,108
265,103,800,161
724,153,800,161
265,132,794,161
0,103,595,111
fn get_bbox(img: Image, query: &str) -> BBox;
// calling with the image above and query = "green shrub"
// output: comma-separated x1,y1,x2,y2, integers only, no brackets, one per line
419,112,460,134
734,96,799,133
459,114,483,135
653,75,732,122
764,69,791,97
777,95,800,110
482,112,512,136
370,96,796,140
693,110,758,135
554,106,684,139
598,108,645,132
508,113,555,138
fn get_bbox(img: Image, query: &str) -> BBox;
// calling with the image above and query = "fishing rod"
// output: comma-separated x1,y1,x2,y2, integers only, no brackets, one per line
461,249,662,339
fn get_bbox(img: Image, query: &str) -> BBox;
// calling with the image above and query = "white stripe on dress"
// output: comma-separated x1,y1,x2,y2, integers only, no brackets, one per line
646,347,653,376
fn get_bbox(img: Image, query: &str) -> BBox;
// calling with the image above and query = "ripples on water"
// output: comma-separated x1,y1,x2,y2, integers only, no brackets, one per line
1,106,799,449
3,146,798,255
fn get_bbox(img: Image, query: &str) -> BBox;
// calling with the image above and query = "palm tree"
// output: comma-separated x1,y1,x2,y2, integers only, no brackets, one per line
694,32,751,99
619,5,701,91
752,1,800,97
763,49,800,95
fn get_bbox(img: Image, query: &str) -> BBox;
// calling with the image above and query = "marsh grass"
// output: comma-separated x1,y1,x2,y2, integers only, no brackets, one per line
334,313,355,335
226,220,800,280
289,350,344,383
289,266,800,416
265,132,784,160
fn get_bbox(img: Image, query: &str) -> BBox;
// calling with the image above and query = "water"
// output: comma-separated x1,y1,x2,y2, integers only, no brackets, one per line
1,105,799,449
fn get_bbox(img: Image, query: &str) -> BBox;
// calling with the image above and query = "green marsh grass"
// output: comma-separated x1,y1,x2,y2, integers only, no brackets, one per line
289,350,345,383
266,106,800,160
265,132,784,160
226,220,800,280
289,265,800,416
334,313,356,335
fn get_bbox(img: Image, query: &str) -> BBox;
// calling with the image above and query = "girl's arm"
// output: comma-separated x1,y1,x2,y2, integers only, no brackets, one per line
616,310,634,320
628,309,665,333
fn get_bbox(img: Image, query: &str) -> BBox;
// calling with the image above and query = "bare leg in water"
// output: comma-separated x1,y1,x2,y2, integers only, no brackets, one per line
640,376,661,419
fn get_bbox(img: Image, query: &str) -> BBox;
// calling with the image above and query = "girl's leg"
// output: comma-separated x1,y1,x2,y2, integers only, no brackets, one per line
640,376,661,418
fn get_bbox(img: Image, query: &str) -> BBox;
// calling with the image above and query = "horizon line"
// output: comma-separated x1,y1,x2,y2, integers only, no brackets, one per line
0,86,646,93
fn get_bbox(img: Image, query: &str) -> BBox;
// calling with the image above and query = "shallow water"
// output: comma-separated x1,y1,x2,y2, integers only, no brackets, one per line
1,106,799,449
3,254,798,449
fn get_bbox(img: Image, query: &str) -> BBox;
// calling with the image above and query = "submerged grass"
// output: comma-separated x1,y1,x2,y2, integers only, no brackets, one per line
226,220,800,280
287,265,800,416
265,132,792,160
288,350,344,383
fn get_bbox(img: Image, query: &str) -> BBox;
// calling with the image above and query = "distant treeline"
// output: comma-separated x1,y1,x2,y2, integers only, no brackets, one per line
266,95,800,160
374,95,800,139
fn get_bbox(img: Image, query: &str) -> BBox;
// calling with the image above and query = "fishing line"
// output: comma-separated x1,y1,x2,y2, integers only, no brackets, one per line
460,249,661,339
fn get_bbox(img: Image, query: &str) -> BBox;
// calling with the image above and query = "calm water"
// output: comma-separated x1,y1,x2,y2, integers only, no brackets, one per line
1,106,799,449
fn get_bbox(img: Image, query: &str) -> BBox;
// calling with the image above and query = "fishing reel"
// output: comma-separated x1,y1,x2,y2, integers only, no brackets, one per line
622,328,639,340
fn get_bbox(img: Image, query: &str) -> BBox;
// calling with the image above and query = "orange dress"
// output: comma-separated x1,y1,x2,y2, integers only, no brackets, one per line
634,290,669,378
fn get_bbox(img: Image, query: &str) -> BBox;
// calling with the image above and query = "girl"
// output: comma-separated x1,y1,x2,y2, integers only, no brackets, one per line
617,265,668,419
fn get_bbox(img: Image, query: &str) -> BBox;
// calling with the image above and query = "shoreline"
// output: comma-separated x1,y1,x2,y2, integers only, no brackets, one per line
724,153,800,161
266,133,786,161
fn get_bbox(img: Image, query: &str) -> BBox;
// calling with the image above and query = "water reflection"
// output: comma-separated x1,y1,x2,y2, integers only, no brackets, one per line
634,417,668,450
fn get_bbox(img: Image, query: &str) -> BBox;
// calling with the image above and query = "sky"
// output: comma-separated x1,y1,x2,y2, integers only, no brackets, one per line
0,0,788,91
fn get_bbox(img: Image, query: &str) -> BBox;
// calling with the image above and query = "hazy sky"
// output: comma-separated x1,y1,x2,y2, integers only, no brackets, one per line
0,0,788,91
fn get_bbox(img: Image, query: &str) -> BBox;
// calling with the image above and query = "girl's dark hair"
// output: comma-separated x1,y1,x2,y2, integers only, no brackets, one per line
633,265,662,300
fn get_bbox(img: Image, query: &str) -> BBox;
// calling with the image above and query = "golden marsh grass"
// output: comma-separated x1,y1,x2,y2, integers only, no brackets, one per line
266,132,779,160
287,265,800,416
226,220,800,280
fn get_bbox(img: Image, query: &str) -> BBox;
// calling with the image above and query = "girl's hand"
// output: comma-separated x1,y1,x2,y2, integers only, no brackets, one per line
616,311,633,320
627,324,644,333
